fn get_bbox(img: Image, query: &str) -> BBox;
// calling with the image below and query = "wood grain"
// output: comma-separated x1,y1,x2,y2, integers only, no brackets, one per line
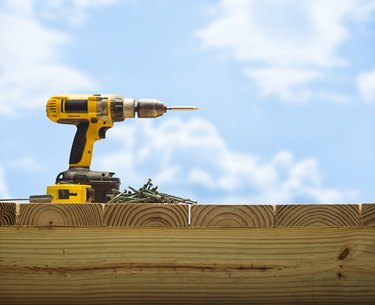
0,227,374,304
19,204,103,227
190,204,274,227
0,202,16,226
276,204,360,227
362,204,375,227
104,203,188,227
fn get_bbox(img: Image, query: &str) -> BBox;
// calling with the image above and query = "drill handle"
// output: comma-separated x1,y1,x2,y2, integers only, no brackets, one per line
69,120,112,168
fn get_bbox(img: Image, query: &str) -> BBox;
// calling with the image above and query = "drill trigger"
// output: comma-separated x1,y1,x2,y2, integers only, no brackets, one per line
99,126,110,139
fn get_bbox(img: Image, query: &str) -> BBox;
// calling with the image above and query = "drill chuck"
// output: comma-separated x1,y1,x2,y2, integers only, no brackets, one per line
122,98,167,119
136,99,167,118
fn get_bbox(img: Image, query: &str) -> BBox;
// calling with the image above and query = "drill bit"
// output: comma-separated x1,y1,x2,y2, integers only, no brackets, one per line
167,106,199,111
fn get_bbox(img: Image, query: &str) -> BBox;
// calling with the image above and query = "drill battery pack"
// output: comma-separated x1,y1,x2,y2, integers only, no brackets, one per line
47,184,94,204
55,169,120,203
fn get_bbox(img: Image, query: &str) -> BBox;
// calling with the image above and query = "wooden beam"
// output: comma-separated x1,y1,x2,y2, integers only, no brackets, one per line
0,226,374,304
0,202,16,226
19,203,103,226
16,203,367,228
104,203,189,227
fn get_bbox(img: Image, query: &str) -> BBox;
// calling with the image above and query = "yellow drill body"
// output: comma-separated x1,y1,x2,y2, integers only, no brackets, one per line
47,94,120,168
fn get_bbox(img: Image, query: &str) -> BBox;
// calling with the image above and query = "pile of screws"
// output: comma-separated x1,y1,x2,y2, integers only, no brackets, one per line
106,179,197,204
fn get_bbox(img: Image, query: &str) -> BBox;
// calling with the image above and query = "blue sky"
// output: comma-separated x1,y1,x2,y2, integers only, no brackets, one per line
1,0,375,203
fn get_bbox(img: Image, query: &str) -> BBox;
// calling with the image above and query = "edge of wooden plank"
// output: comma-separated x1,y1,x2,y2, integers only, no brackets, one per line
0,202,17,226
275,204,360,227
19,203,104,227
190,204,275,228
104,203,189,227
361,203,375,227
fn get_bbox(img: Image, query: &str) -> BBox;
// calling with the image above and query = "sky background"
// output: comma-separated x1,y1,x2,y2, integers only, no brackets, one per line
1,0,375,204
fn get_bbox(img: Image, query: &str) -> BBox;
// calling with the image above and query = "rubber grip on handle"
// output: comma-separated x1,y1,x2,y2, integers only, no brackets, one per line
69,121,89,166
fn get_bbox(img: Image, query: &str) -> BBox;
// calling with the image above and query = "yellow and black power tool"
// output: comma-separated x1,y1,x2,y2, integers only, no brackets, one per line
46,94,197,203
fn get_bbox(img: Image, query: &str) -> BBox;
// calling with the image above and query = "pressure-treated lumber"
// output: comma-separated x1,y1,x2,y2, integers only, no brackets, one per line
104,203,188,227
0,202,16,226
19,203,103,226
275,204,359,227
1,203,374,304
190,204,274,227
0,226,374,304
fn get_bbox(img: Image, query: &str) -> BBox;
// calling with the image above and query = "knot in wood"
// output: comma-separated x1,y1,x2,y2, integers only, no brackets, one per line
338,247,350,260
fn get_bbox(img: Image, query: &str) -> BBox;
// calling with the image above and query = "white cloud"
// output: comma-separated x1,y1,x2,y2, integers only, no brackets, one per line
0,0,116,115
245,67,321,101
358,69,375,103
0,166,10,198
95,118,347,203
197,0,375,102
36,0,119,26
9,157,43,172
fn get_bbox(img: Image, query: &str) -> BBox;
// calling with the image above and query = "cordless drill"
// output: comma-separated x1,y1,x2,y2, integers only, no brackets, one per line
46,94,197,203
